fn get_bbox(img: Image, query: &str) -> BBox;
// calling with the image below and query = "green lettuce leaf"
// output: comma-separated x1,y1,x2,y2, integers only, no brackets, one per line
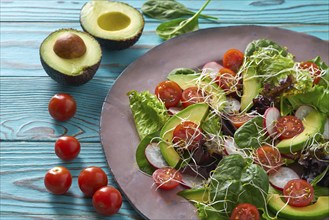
128,90,170,140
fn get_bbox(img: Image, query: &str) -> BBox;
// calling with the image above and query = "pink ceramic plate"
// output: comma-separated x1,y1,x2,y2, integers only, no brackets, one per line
100,26,329,220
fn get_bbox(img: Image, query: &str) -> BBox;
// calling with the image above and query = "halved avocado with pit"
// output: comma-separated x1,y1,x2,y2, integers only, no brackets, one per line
80,1,144,50
40,29,102,86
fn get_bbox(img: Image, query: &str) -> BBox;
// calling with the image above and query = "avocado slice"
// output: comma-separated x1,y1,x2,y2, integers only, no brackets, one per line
276,109,325,153
240,67,261,112
159,103,209,168
40,29,102,86
80,1,144,50
178,188,209,203
267,193,329,220
168,73,226,112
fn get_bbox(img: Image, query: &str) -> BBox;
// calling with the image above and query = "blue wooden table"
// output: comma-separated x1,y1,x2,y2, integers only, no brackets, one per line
1,0,328,219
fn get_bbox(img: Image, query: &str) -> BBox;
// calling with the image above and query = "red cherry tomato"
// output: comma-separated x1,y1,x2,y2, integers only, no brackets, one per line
55,136,80,161
78,166,108,197
223,49,244,73
227,114,252,128
255,146,282,174
300,62,321,85
44,166,72,195
181,87,205,108
275,116,304,140
48,93,77,121
172,121,203,151
152,167,183,190
92,186,122,216
283,179,314,207
230,203,260,220
216,68,237,93
155,81,182,108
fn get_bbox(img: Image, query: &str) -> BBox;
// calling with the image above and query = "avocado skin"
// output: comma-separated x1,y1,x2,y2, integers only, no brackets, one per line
40,57,101,86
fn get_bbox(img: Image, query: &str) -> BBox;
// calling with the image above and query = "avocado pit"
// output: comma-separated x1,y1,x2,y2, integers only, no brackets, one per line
53,33,87,59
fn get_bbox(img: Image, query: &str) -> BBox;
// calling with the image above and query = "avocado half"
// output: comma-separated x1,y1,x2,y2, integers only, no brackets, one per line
80,1,144,50
40,29,102,86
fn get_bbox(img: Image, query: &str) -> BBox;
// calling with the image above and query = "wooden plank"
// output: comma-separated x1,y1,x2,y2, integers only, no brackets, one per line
1,22,328,77
0,141,141,219
1,0,329,23
0,77,115,142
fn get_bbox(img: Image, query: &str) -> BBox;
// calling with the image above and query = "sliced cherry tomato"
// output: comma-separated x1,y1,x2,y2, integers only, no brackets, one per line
152,167,182,190
227,114,253,128
92,186,122,216
255,146,282,174
216,68,237,93
275,116,304,140
300,62,321,85
283,179,314,207
55,136,80,161
155,81,182,108
48,93,77,121
78,166,108,197
223,49,244,73
230,203,260,220
44,166,72,195
181,87,205,108
172,121,203,151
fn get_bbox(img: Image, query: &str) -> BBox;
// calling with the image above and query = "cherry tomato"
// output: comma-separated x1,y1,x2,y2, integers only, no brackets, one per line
152,167,182,190
227,114,252,128
78,166,108,197
155,81,182,108
255,146,282,174
223,49,244,73
172,121,203,151
181,87,205,108
275,116,304,140
300,62,321,85
55,136,80,161
216,68,237,93
44,166,72,195
92,186,122,216
283,179,314,207
230,203,260,220
48,93,77,121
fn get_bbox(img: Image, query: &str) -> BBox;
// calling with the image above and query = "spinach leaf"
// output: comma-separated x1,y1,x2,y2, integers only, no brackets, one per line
168,67,196,76
195,203,229,220
127,90,170,140
135,131,160,175
234,116,267,149
142,0,217,20
156,0,212,40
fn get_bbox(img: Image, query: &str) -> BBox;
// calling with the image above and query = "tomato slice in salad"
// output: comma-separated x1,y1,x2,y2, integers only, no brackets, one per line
216,68,237,93
172,121,203,151
300,61,321,85
254,146,282,174
283,179,314,207
223,49,244,73
152,167,182,190
227,114,253,128
275,116,304,140
181,87,205,108
230,203,260,220
155,81,182,108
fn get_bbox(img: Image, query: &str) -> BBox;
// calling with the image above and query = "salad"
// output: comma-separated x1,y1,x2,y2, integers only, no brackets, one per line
128,39,329,220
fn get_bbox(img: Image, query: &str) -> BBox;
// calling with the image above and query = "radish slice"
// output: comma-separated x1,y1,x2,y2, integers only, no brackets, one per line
181,174,205,189
269,167,300,191
224,97,241,114
295,105,314,120
145,143,168,169
202,61,223,79
323,118,329,140
168,106,184,115
263,107,280,137
224,137,247,157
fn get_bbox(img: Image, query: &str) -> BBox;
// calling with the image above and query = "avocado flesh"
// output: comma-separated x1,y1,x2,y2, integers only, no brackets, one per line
267,193,329,220
178,188,209,203
168,74,226,112
240,67,261,112
80,1,144,50
276,110,325,153
159,103,209,168
40,29,102,86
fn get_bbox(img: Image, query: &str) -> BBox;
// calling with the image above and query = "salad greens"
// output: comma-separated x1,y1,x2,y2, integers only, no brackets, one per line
142,0,217,20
